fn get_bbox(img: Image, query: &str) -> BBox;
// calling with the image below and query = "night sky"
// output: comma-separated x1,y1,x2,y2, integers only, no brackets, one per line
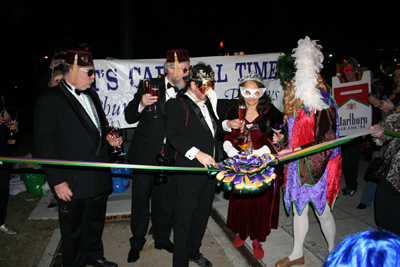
1,0,399,111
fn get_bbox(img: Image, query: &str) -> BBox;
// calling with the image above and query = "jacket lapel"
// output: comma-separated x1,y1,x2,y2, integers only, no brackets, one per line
59,82,101,147
206,100,218,137
185,96,214,137
86,89,107,156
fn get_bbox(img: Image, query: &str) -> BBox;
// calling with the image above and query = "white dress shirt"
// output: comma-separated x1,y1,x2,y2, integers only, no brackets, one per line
184,91,215,160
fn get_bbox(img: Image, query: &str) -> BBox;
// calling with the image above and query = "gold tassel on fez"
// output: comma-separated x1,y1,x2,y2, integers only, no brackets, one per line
174,52,180,78
71,54,78,85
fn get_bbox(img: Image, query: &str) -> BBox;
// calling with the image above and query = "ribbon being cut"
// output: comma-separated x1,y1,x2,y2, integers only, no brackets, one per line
1,129,398,194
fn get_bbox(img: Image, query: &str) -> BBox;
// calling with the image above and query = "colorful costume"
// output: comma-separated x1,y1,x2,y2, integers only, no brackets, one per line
282,88,342,216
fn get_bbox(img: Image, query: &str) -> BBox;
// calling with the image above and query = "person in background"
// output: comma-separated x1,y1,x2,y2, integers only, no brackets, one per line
34,50,120,267
368,103,400,237
357,66,400,209
124,50,190,263
323,230,400,267
0,99,19,235
273,38,342,267
222,72,282,259
38,55,64,94
340,57,363,197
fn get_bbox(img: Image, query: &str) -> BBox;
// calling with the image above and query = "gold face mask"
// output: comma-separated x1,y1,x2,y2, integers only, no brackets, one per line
199,80,215,94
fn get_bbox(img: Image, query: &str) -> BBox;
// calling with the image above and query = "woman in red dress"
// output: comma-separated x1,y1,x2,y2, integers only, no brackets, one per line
222,72,283,259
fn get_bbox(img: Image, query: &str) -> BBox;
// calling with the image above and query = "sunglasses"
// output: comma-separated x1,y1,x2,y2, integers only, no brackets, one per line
80,68,95,76
179,67,189,74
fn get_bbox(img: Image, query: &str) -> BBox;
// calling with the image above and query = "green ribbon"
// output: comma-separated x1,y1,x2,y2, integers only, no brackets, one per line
1,129,398,172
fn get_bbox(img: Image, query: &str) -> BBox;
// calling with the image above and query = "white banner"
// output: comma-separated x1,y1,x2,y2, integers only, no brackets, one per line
93,53,284,129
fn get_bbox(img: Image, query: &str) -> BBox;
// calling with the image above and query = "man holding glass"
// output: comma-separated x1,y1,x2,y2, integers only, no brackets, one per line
124,50,190,263
34,50,120,267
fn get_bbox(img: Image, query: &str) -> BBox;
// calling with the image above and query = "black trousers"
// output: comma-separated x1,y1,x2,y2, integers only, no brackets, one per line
130,171,175,249
57,192,108,267
341,137,362,190
375,179,400,236
173,173,215,267
0,168,10,225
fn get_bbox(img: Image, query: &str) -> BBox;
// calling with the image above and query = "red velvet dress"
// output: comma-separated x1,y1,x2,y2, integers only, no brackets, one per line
224,116,280,242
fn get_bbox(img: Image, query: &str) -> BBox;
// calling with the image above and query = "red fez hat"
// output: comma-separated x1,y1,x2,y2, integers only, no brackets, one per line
166,50,190,78
65,50,94,85
65,50,94,67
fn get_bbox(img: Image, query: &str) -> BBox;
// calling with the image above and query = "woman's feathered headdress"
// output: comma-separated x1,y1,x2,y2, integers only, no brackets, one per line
292,36,327,110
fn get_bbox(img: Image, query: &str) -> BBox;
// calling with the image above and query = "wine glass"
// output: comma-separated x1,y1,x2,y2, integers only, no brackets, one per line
237,105,246,138
143,79,153,112
271,123,283,134
109,120,125,156
271,123,283,149
151,85,159,119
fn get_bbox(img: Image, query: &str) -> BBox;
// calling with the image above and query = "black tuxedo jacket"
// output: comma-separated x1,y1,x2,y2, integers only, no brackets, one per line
164,94,223,168
34,81,111,199
125,77,170,165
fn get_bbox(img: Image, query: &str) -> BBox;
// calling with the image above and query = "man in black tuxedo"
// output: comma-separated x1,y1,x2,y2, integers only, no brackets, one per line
34,50,119,267
164,63,237,267
124,50,190,263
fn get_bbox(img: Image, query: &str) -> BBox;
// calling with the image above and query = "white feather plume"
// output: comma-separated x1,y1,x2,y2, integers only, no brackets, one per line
293,36,326,111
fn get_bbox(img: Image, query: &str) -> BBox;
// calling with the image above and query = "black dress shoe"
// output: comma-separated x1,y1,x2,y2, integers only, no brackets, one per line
88,257,118,267
357,203,367,209
127,248,140,263
155,241,174,253
189,253,213,267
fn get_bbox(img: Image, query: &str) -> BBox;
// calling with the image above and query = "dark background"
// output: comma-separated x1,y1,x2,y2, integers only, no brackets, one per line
1,0,399,121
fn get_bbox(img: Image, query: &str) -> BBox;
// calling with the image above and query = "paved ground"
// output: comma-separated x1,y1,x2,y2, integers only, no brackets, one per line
35,156,375,267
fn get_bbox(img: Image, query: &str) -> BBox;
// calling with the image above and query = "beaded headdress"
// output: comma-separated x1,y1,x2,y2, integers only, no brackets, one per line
238,71,264,85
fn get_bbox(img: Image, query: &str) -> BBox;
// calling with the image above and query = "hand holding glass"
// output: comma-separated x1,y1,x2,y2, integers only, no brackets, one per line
109,120,125,156
143,79,153,112
271,123,283,149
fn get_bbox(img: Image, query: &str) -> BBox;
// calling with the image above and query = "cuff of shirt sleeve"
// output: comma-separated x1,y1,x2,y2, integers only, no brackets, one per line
222,120,232,132
185,147,200,160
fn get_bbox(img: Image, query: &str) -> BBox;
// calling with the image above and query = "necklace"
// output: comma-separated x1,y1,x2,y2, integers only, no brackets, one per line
246,109,257,118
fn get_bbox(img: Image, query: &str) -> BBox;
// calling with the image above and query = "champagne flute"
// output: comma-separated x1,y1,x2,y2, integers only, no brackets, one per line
238,105,246,138
151,85,159,119
143,79,153,112
110,120,125,156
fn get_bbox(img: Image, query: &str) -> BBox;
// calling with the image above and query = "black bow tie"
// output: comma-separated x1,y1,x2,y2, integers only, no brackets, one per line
75,89,88,96
167,83,178,92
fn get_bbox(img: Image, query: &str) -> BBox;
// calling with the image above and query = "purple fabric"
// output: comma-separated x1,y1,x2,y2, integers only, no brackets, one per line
284,111,328,215
284,158,328,215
